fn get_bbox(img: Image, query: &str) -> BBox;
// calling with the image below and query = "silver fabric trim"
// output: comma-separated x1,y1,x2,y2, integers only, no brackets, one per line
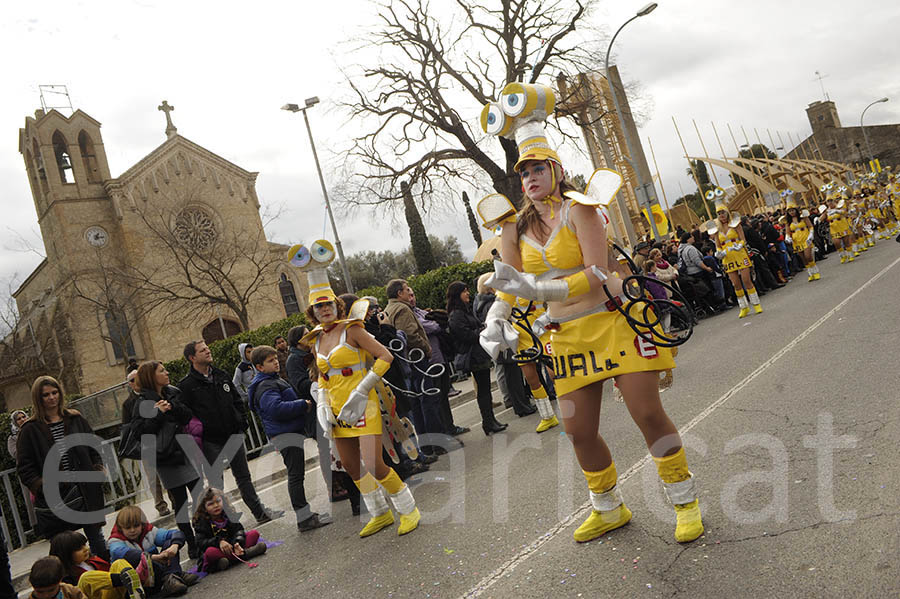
389,485,416,515
535,396,554,420
535,266,582,282
362,488,390,516
663,474,696,505
548,293,629,324
590,485,624,512
325,363,364,378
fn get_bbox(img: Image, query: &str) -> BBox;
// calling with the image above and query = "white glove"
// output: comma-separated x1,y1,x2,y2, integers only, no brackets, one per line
337,370,380,425
315,384,335,439
479,298,519,360
807,230,814,243
714,250,725,259
531,312,551,337
485,261,569,302
731,241,743,252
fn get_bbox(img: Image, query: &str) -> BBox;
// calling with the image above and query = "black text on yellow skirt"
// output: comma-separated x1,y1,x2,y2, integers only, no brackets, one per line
549,308,675,397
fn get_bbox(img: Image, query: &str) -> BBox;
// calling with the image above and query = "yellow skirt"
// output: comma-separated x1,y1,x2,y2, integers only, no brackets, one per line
830,221,851,238
549,306,675,397
329,384,383,438
722,248,751,274
791,231,810,253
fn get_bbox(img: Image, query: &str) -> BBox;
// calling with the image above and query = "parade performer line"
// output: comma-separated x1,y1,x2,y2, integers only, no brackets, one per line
460,254,900,599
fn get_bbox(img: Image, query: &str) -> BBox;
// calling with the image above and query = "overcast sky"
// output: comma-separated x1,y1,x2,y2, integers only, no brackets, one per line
3,0,899,292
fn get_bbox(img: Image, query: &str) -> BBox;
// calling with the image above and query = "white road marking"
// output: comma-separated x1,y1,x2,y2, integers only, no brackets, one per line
460,254,900,598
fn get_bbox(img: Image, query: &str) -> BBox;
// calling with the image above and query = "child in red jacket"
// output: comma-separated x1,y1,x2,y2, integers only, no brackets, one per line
48,531,143,599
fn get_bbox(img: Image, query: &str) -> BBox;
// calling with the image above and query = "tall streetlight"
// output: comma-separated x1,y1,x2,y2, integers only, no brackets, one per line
604,2,661,242
282,98,354,293
860,97,889,166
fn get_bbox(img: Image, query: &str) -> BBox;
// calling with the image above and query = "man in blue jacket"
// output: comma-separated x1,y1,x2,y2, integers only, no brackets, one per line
248,345,331,533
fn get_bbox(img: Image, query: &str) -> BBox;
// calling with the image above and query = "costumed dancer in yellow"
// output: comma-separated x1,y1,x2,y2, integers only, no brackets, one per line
708,188,762,317
782,192,820,281
477,83,703,544
823,185,854,264
291,241,420,538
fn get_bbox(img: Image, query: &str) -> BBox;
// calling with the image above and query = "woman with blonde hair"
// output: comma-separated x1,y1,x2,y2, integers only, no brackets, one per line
16,376,109,559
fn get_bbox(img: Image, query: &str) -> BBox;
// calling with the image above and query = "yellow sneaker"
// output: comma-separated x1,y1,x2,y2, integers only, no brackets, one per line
573,504,632,543
840,255,847,264
673,499,704,543
807,274,815,282
738,307,750,319
536,415,559,433
813,273,821,280
398,508,420,535
359,511,394,537
849,255,855,262
753,304,763,314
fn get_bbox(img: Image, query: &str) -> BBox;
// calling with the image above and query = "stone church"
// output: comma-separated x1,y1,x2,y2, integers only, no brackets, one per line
0,103,308,410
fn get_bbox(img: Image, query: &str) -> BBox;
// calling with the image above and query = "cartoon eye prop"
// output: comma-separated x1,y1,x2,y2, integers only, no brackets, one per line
480,102,510,136
820,185,828,193
310,240,335,263
780,190,788,198
786,189,793,196
714,188,725,197
705,190,715,200
826,183,834,190
287,244,311,268
500,87,528,117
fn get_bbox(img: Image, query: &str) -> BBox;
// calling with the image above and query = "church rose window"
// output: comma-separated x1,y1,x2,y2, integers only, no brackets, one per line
174,207,218,251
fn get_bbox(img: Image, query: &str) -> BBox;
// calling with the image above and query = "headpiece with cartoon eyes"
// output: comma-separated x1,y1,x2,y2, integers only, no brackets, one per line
705,187,728,213
480,82,561,172
287,240,338,306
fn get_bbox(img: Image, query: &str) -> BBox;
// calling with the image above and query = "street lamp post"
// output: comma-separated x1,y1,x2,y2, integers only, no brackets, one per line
282,98,355,293
604,2,661,242
860,97,889,166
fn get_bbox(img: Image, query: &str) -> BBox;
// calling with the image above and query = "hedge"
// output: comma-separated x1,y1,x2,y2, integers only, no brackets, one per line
356,260,494,310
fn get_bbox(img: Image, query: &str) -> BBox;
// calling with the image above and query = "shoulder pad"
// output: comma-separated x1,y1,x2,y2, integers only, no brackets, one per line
564,168,623,207
477,194,517,230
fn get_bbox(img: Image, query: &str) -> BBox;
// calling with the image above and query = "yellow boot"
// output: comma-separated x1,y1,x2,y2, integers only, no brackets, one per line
748,288,763,314
381,470,420,536
356,474,394,538
654,448,704,543
736,292,749,319
574,463,632,542
533,392,559,433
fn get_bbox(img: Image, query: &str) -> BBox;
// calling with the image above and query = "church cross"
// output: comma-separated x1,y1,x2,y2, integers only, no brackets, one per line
158,100,177,139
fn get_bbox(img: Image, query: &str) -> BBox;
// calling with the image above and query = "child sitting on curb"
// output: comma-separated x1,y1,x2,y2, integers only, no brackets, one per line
192,488,266,573
48,531,143,599
29,556,85,599
108,505,199,596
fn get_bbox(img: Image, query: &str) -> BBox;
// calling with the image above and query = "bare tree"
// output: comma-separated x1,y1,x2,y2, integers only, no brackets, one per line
0,278,77,406
339,0,617,214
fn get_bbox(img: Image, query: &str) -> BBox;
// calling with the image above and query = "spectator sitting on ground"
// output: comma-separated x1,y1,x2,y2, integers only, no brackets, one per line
28,557,84,599
48,531,142,599
107,505,198,595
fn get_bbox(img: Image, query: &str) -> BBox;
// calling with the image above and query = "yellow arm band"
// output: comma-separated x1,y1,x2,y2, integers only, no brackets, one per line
564,271,591,298
496,291,518,306
372,358,391,377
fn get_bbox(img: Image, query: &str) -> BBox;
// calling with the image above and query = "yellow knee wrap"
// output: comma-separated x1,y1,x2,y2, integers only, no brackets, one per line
583,462,617,494
653,448,691,483
355,472,379,494
378,469,404,495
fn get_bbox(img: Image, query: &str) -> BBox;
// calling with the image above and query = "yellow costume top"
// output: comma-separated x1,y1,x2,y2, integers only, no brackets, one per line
515,198,674,396
716,226,751,274
789,220,812,252
827,208,851,238
311,320,382,438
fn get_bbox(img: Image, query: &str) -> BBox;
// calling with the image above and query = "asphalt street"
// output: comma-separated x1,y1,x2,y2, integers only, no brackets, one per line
188,241,900,599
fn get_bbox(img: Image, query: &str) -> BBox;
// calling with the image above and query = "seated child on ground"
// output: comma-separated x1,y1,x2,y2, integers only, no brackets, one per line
48,531,143,599
108,505,199,595
192,487,266,573
29,556,85,599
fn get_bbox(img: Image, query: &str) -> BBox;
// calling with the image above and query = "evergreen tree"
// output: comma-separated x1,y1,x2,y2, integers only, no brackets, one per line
462,191,483,247
401,180,437,274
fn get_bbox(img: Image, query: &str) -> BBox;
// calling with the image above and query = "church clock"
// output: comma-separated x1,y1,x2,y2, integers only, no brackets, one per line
85,225,109,248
